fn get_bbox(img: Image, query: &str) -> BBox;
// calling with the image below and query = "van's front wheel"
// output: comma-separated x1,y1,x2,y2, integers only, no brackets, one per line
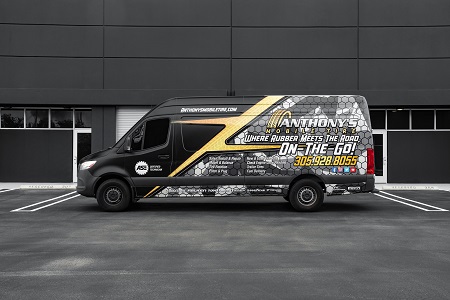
96,179,131,212
289,179,324,212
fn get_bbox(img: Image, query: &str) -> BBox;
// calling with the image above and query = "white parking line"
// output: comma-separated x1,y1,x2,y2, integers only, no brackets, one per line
374,193,432,211
27,194,80,211
11,191,78,212
380,191,448,211
373,191,448,212
0,188,18,194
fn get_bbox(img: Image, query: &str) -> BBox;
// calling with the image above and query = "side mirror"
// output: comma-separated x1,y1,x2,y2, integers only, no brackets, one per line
124,136,131,152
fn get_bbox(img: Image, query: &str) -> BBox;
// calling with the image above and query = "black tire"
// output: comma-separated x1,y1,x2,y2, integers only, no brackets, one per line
288,179,324,212
96,179,131,212
283,195,290,202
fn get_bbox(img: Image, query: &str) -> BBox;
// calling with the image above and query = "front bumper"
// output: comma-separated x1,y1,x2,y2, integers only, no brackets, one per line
76,169,99,197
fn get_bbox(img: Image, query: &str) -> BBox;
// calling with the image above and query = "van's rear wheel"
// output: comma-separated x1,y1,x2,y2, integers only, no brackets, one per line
289,179,324,212
96,179,131,212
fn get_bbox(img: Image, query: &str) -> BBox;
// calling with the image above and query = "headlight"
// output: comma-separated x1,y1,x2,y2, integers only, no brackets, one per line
80,161,96,170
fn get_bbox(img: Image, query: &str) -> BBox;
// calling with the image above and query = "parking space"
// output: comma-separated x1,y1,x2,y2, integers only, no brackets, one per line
2,188,449,214
0,189,449,299
0,190,78,212
374,190,449,211
11,191,80,212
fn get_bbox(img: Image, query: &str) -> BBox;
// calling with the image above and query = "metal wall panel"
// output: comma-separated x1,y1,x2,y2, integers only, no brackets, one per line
105,27,230,58
4,89,450,107
360,59,450,90
0,89,229,106
92,107,118,152
388,132,450,183
0,57,103,89
91,107,104,153
0,130,72,182
103,106,117,148
233,28,357,58
233,59,357,91
359,90,450,107
105,0,230,26
104,59,230,90
0,0,103,25
233,0,357,26
360,27,450,58
360,0,450,26
0,0,449,110
0,25,103,57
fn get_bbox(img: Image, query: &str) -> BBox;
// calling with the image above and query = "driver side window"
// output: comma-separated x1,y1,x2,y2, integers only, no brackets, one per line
130,118,170,151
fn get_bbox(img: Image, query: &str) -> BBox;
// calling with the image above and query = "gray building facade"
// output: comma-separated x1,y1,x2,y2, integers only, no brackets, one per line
1,0,450,183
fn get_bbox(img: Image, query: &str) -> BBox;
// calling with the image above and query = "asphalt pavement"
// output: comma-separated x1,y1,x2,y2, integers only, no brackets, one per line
0,189,450,299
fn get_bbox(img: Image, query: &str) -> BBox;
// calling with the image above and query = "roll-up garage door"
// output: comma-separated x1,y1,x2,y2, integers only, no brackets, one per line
116,106,152,141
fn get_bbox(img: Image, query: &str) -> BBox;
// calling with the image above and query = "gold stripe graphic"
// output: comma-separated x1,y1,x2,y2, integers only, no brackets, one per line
144,96,284,198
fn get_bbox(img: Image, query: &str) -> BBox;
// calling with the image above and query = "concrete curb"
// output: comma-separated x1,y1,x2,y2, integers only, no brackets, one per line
20,184,76,190
376,185,449,191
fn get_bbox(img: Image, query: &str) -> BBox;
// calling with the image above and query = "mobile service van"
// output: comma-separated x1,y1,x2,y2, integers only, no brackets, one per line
77,95,375,212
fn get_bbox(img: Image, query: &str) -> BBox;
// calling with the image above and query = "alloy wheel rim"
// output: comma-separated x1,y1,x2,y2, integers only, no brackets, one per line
104,187,123,205
297,186,317,206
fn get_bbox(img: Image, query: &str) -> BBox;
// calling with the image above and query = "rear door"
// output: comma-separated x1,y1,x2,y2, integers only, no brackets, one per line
123,117,172,197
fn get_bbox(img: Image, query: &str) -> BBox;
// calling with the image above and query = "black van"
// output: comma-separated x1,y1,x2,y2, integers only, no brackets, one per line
77,95,375,211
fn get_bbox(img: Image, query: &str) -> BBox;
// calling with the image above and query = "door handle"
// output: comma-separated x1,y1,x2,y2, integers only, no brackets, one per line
158,154,170,160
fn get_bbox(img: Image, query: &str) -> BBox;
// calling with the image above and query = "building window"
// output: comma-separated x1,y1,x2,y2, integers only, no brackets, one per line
51,109,73,128
75,109,92,128
387,110,410,130
26,109,49,128
369,110,385,129
411,110,434,129
370,108,450,131
1,108,91,130
1,109,24,128
436,110,450,129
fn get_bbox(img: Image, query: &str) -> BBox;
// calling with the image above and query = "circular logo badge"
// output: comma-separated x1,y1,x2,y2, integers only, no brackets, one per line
135,161,149,175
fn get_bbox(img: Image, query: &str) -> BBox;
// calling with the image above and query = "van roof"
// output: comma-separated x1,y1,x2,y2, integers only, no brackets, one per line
157,95,365,108
158,96,261,108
